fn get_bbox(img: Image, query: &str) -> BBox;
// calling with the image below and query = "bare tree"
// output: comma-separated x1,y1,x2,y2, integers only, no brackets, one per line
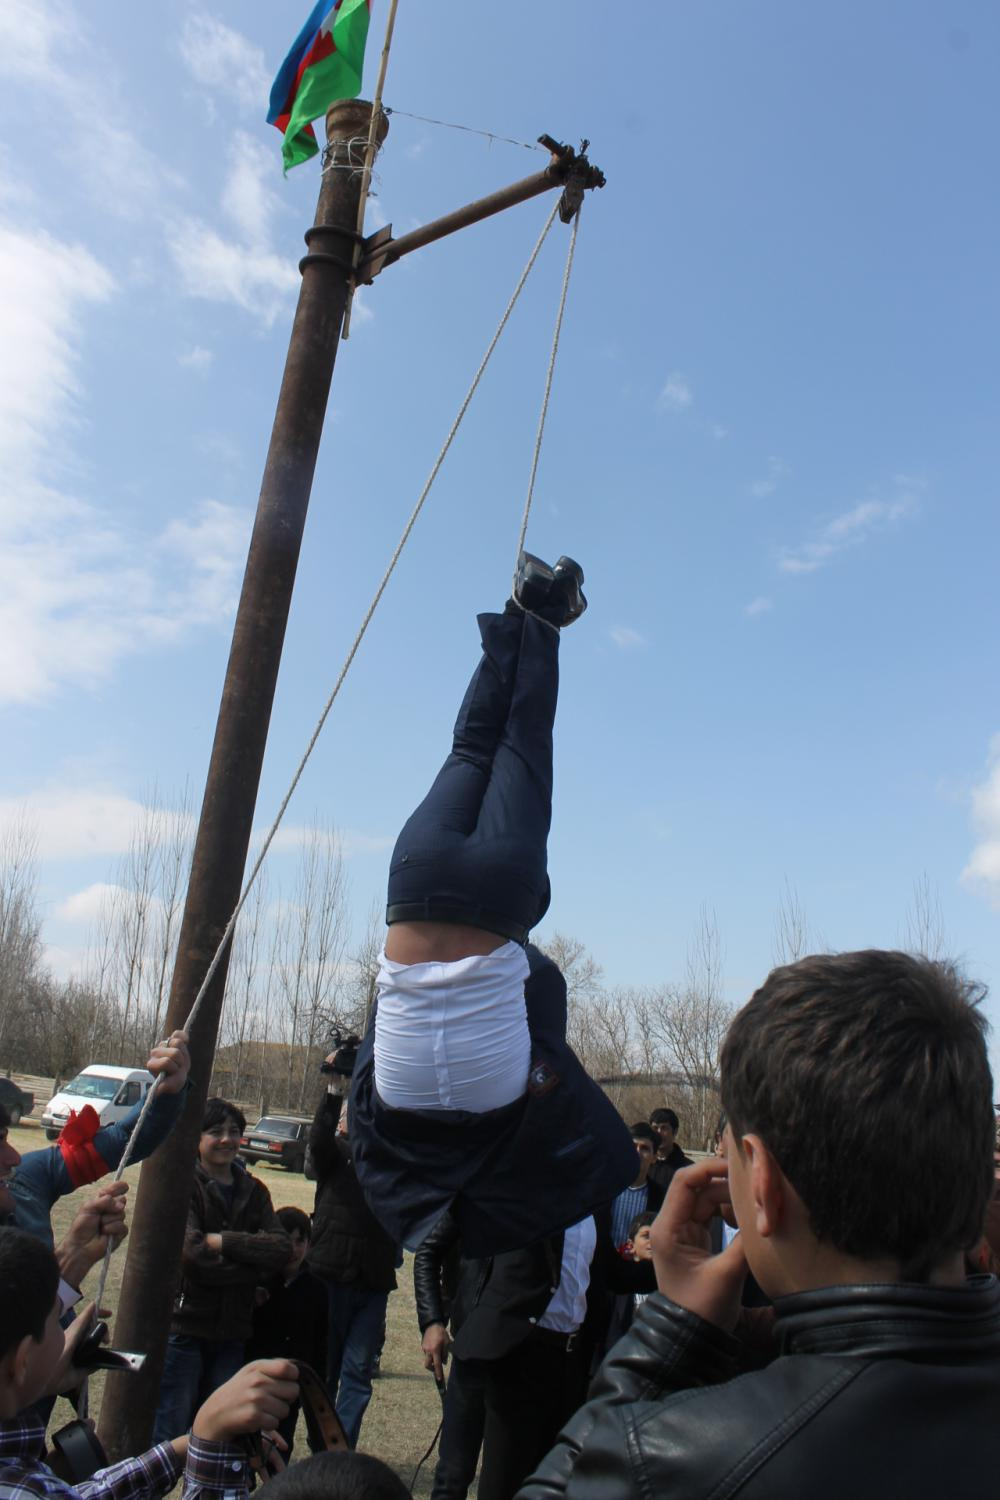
222,867,272,1101
346,896,385,1036
540,931,605,1062
649,908,733,1148
772,880,811,967
902,871,947,960
272,822,350,1110
0,816,43,1059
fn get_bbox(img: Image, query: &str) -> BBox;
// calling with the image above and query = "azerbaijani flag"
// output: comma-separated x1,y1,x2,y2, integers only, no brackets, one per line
268,0,372,173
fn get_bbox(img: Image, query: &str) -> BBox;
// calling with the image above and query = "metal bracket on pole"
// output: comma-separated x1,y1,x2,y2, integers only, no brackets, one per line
356,133,605,285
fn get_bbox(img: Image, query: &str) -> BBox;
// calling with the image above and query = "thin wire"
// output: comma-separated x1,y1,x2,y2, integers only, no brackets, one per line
515,204,582,564
385,107,544,154
92,199,562,1312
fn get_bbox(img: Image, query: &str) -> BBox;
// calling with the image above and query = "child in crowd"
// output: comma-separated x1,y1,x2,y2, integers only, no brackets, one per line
602,1211,657,1352
249,1207,328,1459
152,1098,291,1443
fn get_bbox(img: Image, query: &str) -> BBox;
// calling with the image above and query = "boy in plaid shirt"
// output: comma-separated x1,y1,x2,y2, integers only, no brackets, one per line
0,1227,297,1500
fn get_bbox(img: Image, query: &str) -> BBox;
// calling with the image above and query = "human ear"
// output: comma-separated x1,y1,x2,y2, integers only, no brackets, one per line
742,1134,784,1239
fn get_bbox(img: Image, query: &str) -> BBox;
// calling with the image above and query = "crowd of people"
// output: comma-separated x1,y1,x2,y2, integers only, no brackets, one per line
3,555,1000,1500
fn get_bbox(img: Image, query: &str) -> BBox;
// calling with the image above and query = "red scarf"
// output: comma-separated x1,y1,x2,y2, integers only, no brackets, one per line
57,1106,110,1187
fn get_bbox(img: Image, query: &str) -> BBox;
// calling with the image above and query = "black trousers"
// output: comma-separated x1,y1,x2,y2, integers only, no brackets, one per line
386,608,558,944
431,1354,487,1500
469,1332,588,1500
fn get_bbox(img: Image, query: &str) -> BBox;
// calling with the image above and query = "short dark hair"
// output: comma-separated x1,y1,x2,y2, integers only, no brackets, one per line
265,1451,409,1500
650,1107,679,1132
202,1097,246,1134
277,1206,311,1239
629,1122,657,1146
721,950,995,1280
0,1101,10,1132
628,1210,657,1242
0,1228,59,1360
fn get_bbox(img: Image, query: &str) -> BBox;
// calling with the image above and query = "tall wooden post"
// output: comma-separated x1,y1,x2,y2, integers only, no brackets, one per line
98,99,388,1459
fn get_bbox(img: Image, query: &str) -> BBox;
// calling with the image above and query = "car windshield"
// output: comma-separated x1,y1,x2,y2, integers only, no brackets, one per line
251,1119,299,1138
61,1075,122,1102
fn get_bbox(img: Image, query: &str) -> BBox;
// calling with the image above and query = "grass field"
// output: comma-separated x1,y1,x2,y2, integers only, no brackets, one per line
10,1120,448,1495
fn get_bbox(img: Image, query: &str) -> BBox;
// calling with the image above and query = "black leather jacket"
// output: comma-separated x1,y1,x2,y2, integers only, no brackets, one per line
519,1277,1000,1498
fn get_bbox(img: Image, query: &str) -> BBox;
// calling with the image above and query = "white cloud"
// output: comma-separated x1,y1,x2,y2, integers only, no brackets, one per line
962,736,1000,907
0,0,174,217
169,134,298,326
658,373,692,413
0,789,194,861
778,481,918,575
610,626,647,650
744,596,773,617
0,219,253,702
178,345,214,372
56,882,126,924
178,15,269,113
750,456,788,498
0,224,112,484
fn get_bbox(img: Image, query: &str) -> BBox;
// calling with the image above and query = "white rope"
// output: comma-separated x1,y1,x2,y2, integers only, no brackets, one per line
92,197,562,1311
342,0,400,339
515,203,582,565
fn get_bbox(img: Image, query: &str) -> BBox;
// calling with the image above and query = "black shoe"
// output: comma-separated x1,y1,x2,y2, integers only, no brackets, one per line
551,556,587,625
513,551,556,614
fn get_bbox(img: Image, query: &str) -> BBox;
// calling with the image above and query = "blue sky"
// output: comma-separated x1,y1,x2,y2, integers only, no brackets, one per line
2,2,999,1059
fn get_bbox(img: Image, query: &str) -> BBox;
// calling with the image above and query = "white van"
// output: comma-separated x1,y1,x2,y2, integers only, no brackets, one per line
42,1064,154,1140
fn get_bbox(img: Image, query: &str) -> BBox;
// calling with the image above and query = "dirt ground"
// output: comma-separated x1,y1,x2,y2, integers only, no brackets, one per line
9,1120,450,1496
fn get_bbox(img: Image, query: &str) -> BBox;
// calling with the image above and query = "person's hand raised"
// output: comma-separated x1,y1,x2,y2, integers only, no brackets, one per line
650,1157,748,1333
146,1031,191,1096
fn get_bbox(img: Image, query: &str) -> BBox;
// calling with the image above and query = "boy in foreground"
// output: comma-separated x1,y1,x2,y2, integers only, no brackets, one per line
520,950,1000,1498
0,1226,298,1500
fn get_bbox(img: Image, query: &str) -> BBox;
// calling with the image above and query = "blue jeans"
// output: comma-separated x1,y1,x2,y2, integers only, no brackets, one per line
152,1335,245,1444
386,609,558,945
322,1280,389,1449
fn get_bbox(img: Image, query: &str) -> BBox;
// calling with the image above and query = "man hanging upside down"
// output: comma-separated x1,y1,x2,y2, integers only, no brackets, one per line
348,553,638,1256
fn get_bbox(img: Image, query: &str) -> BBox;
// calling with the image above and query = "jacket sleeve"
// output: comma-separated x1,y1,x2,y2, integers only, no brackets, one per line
517,1292,738,1500
92,1084,188,1174
217,1184,290,1272
309,1090,345,1182
183,1184,290,1284
6,1086,190,1248
413,1211,461,1332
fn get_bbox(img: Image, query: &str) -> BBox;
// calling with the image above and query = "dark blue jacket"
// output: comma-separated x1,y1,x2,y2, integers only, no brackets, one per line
349,945,638,1257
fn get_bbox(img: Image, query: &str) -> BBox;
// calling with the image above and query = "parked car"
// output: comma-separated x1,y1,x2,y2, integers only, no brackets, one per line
42,1064,154,1140
0,1077,34,1126
239,1116,311,1172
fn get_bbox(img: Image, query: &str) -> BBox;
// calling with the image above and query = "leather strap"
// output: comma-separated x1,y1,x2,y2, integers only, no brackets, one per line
48,1419,108,1482
246,1359,350,1480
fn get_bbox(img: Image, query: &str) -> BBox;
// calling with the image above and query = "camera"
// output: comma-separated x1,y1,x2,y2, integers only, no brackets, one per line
319,1028,361,1078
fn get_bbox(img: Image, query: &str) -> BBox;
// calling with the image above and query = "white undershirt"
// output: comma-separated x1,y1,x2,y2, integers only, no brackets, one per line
538,1216,597,1333
373,942,531,1112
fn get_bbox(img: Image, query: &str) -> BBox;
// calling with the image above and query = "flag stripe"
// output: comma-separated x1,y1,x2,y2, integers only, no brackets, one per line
268,0,371,172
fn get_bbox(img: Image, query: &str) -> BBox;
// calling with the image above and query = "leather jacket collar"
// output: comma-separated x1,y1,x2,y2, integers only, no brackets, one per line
775,1274,1000,1359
